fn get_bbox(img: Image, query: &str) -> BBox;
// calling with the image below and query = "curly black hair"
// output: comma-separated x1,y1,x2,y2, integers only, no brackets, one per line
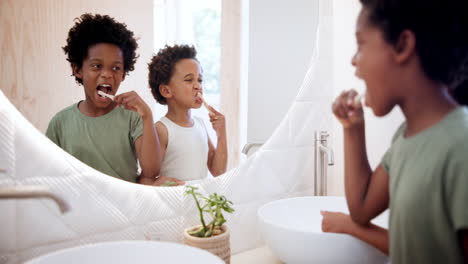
359,0,468,97
148,45,198,105
62,13,139,84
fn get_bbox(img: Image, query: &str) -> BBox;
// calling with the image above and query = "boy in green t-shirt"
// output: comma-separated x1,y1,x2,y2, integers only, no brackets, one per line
46,13,182,186
327,0,468,263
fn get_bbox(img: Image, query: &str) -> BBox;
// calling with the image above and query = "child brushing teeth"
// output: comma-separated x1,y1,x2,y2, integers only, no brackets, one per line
147,44,228,182
46,13,165,185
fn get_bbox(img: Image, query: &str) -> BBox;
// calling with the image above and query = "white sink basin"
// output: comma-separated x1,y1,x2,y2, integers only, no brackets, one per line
25,240,223,264
258,196,389,264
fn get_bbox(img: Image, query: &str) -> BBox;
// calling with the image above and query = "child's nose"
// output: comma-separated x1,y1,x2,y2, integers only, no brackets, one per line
100,68,113,78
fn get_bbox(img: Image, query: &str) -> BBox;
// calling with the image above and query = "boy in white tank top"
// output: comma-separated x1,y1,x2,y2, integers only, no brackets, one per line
148,45,228,184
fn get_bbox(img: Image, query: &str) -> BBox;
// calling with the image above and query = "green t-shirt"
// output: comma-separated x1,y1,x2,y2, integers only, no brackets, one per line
382,107,468,263
46,102,143,182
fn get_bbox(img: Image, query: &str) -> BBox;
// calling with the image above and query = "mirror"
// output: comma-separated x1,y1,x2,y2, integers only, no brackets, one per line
0,0,326,186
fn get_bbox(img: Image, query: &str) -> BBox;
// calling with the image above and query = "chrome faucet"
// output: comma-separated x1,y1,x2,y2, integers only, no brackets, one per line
314,131,334,196
0,176,70,214
319,144,334,166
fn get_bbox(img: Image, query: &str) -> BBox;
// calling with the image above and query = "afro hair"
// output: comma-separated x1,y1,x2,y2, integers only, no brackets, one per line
62,13,139,84
148,44,198,105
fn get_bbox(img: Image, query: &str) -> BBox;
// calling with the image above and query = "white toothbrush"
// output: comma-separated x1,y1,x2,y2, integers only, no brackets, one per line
353,93,364,106
98,90,115,100
197,92,214,115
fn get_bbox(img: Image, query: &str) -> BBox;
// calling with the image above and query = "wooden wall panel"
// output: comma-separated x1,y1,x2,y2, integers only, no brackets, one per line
0,0,155,132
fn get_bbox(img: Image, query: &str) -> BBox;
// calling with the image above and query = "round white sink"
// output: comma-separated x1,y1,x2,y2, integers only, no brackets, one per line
258,196,389,264
25,240,223,264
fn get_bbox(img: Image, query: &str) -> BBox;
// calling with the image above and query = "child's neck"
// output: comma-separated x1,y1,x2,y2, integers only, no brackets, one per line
79,100,116,117
400,80,458,137
166,107,193,127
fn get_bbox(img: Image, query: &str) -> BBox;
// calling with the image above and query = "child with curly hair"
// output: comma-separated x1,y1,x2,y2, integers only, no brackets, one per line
46,14,176,186
148,44,227,183
330,0,468,262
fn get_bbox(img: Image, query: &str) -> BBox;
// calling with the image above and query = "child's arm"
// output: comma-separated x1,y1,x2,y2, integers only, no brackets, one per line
321,211,388,255
206,106,227,176
149,122,185,186
332,90,390,224
114,91,162,183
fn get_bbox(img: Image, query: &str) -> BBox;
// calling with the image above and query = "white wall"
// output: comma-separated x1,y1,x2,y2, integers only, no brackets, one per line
247,0,319,144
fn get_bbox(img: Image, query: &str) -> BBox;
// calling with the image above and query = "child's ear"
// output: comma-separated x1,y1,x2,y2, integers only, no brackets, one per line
121,73,126,82
72,64,83,79
159,84,172,99
394,30,416,64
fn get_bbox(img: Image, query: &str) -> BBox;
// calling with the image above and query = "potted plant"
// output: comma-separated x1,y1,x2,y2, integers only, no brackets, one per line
183,186,235,263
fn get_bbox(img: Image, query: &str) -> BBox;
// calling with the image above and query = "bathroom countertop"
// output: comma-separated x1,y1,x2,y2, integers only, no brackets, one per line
231,246,283,264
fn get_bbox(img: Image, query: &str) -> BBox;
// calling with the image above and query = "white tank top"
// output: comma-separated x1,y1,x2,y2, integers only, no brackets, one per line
158,116,209,181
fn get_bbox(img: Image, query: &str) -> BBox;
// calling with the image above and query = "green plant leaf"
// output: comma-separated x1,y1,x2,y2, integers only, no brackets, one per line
184,186,234,237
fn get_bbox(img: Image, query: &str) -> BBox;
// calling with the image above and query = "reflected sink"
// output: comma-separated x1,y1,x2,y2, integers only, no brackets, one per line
25,240,223,264
258,196,389,264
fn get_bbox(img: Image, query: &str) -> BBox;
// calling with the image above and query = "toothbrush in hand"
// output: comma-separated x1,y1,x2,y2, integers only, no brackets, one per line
98,90,115,100
197,92,214,115
345,92,365,118
353,93,364,107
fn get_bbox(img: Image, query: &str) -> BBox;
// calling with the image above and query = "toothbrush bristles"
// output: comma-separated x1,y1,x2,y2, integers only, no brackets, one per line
354,94,364,106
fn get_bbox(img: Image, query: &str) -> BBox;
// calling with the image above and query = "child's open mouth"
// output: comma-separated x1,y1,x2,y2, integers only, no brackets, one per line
97,84,113,100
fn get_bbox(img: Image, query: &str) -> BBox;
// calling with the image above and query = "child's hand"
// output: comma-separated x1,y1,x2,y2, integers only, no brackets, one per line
153,176,185,187
114,91,152,119
321,211,353,234
207,106,226,137
332,89,364,128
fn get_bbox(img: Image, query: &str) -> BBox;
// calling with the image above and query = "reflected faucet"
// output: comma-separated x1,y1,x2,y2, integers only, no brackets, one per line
319,145,334,166
314,131,334,196
0,181,70,214
242,142,264,156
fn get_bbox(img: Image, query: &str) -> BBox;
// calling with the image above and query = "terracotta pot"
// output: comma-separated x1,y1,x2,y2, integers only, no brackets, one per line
183,225,230,264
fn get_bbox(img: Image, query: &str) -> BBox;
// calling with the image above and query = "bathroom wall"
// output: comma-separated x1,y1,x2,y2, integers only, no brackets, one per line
247,0,320,145
0,0,155,133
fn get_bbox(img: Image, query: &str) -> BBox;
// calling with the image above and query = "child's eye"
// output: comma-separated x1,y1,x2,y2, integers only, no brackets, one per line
198,79,203,83
92,64,102,69
184,79,192,82
112,66,121,71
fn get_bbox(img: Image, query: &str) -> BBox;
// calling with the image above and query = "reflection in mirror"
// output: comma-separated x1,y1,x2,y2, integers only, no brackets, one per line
153,2,228,185
148,45,227,185
45,14,162,186
1,0,324,187
1,1,226,186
